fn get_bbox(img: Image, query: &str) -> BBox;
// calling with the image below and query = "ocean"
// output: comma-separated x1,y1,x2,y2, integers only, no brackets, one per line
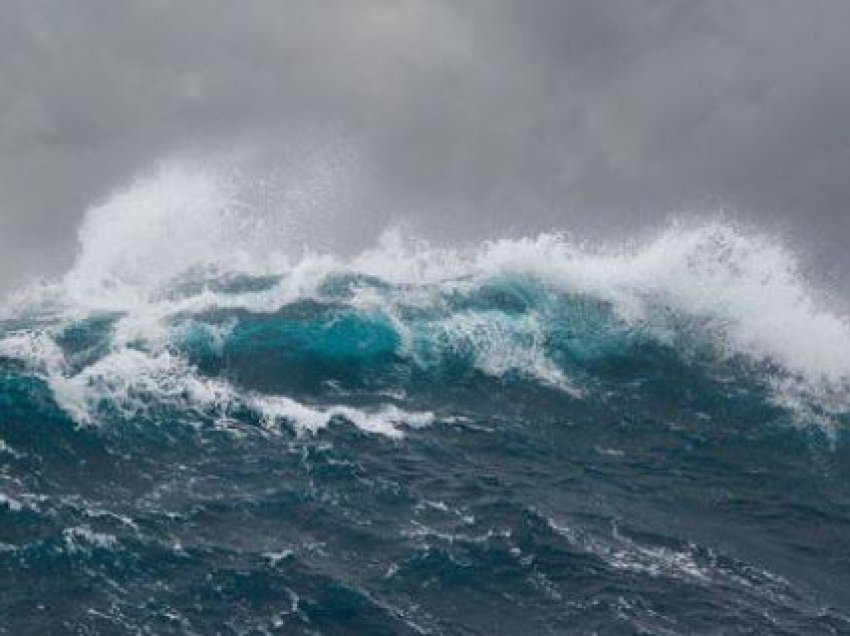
1,166,849,634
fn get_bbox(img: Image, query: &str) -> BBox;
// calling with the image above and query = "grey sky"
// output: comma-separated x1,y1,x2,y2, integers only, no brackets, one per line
2,1,849,296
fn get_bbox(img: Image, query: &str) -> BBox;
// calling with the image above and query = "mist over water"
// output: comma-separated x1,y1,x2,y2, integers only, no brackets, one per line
4,1,850,301
1,159,849,633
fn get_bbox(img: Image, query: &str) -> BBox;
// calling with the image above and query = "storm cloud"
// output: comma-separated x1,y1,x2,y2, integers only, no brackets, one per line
2,0,849,295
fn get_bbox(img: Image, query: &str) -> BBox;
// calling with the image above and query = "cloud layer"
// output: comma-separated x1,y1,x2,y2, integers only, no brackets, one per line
2,1,849,295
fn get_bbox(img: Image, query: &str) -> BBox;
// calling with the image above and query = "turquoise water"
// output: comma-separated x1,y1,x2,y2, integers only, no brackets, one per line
2,213,850,633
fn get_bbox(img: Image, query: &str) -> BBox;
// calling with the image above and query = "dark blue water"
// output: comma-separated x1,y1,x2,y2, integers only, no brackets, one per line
2,241,850,634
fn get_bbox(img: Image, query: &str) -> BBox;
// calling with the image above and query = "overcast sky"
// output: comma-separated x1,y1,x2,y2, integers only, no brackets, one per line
2,0,849,296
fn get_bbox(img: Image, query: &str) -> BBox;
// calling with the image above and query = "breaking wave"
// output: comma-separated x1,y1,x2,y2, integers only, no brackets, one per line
2,162,849,633
2,162,848,436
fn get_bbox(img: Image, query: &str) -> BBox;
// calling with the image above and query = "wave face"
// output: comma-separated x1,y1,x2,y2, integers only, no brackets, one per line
2,165,850,633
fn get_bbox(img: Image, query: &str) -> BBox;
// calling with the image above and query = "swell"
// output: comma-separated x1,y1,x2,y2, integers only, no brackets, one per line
2,268,848,442
1,162,849,437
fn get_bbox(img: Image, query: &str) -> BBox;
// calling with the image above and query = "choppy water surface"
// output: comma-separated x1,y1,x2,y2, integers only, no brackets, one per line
2,167,849,634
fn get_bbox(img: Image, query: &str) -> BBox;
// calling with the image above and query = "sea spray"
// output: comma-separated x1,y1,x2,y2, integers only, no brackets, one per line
2,163,850,633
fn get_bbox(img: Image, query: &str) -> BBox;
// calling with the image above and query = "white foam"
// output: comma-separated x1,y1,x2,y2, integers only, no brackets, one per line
353,224,850,403
544,513,795,600
53,350,234,425
0,317,432,438
0,330,66,376
62,526,118,553
2,160,848,426
414,310,579,393
0,493,23,512
251,394,434,439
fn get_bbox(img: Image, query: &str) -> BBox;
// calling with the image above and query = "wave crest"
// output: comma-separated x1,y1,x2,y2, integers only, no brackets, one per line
2,163,848,434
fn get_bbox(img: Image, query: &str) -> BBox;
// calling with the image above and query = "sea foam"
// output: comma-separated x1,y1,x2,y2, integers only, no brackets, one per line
2,161,848,432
